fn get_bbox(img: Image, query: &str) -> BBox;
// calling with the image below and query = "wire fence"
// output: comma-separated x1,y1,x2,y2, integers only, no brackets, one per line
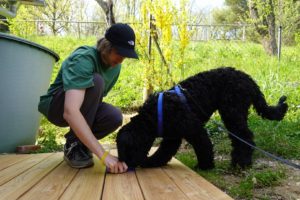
0,19,250,41
187,24,249,41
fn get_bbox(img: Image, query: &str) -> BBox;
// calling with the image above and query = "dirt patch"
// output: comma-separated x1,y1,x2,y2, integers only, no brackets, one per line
271,161,300,200
244,159,300,200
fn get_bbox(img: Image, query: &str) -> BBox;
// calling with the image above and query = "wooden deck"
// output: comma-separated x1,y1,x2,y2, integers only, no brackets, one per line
0,150,233,200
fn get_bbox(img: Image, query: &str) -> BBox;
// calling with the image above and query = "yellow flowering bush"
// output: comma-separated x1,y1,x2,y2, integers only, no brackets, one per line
133,0,192,100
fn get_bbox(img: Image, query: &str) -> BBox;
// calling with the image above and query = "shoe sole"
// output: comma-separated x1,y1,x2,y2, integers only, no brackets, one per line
63,156,94,169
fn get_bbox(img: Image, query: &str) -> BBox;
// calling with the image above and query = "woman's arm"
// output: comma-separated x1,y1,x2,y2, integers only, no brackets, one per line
63,89,127,173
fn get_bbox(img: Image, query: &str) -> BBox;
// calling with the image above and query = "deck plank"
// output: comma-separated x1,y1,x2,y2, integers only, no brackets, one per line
136,167,189,200
18,161,78,200
0,153,63,200
102,171,144,200
102,148,144,200
60,158,106,200
163,158,234,200
0,153,52,186
0,154,32,171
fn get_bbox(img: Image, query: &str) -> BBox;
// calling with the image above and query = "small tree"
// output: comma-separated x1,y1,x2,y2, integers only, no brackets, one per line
214,0,300,55
249,0,277,56
38,0,72,35
7,0,72,36
133,0,192,100
7,5,37,37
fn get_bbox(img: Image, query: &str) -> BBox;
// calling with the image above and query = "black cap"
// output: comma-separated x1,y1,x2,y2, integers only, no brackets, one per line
105,23,138,59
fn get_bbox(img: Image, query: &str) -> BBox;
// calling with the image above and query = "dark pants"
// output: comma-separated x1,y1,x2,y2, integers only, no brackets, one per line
47,74,123,143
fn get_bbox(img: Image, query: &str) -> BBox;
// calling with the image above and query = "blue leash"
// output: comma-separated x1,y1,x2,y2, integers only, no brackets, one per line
157,92,164,136
157,85,189,137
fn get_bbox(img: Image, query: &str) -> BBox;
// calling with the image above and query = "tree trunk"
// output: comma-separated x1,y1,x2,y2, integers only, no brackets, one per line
95,0,115,26
249,0,277,55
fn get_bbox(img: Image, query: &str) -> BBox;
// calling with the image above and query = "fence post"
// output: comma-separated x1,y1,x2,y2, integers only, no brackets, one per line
77,22,81,39
242,25,246,41
205,26,209,41
36,21,38,35
277,25,282,61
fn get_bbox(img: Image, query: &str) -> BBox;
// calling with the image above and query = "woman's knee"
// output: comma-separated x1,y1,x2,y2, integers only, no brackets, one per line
110,107,123,128
97,104,123,130
92,105,123,139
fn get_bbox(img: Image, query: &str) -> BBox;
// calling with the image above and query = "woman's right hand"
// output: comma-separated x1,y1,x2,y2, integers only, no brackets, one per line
104,153,128,173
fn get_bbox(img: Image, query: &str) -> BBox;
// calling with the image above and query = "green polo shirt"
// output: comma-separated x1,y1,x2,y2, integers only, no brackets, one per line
38,45,121,117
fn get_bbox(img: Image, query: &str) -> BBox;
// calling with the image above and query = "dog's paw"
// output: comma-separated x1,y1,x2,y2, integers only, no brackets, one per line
196,162,215,170
231,159,252,170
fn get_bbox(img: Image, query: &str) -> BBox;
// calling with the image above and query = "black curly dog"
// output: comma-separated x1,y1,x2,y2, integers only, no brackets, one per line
117,67,288,170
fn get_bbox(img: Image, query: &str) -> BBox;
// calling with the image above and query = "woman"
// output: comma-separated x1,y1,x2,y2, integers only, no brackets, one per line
38,23,138,173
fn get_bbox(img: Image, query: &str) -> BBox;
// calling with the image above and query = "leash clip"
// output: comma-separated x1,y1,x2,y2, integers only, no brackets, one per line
177,84,186,92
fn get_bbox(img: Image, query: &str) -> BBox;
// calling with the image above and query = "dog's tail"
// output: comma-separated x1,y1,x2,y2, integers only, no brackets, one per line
252,86,288,121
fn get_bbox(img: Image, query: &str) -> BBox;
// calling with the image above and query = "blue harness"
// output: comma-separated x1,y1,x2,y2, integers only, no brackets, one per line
157,85,190,137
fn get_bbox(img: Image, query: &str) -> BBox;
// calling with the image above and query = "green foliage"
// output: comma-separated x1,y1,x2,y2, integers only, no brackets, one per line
36,117,66,152
276,0,300,44
213,8,237,24
248,169,286,187
34,0,72,35
215,0,300,45
7,0,72,36
226,0,248,16
7,5,37,37
295,32,300,46
175,151,197,169
229,180,254,199
214,0,248,24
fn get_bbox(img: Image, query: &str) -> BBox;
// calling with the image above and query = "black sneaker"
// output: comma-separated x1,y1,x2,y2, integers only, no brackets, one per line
63,141,94,168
